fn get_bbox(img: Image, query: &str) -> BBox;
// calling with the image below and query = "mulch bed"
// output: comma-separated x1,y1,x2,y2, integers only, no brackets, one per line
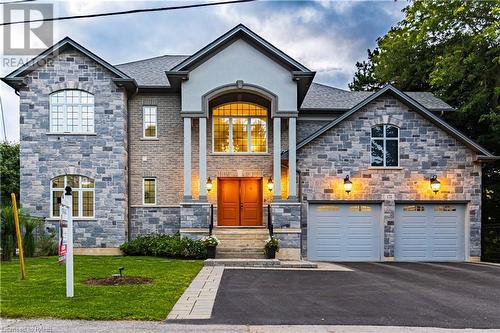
84,276,153,286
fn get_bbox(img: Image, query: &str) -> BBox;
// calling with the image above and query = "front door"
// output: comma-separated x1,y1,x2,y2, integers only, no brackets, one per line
218,178,262,226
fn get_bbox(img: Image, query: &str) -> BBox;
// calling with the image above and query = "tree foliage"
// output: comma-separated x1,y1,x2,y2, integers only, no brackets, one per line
0,142,20,207
350,0,500,260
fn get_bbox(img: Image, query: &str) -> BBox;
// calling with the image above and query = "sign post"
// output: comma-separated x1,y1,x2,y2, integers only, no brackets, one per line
61,186,74,298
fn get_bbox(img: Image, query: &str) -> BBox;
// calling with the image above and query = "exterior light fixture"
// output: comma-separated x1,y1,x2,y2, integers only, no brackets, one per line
267,177,274,192
430,175,441,194
206,177,213,192
343,175,352,194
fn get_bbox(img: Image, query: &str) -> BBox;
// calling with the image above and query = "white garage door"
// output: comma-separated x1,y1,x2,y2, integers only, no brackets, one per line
308,203,382,261
395,204,466,261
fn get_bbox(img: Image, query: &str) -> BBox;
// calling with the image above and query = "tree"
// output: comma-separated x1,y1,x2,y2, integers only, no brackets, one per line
0,142,20,207
350,0,500,260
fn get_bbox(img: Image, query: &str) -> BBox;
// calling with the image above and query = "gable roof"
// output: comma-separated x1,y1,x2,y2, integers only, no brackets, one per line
2,37,131,90
171,24,311,72
301,82,455,112
293,84,493,157
116,55,189,87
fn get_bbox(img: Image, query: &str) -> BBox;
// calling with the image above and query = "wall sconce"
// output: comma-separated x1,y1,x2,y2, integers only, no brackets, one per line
430,175,441,194
343,175,352,194
267,177,274,192
206,177,213,192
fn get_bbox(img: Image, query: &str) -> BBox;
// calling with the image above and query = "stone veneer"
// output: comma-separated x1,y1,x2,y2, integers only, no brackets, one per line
129,207,180,239
297,94,482,258
271,203,301,259
18,49,128,248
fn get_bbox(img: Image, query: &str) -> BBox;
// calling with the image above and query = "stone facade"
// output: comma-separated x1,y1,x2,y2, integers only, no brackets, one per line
18,49,128,248
297,94,482,258
129,207,180,239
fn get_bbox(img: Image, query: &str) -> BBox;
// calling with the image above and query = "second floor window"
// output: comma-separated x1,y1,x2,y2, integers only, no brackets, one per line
143,106,157,138
50,90,94,133
371,124,399,167
212,102,267,153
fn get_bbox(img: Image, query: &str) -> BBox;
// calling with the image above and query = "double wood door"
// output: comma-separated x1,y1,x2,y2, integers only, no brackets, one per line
217,177,263,226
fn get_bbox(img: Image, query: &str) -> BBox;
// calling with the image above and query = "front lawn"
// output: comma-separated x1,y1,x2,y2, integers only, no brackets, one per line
0,256,203,320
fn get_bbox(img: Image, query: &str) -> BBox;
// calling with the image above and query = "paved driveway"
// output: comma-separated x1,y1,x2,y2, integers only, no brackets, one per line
207,262,500,328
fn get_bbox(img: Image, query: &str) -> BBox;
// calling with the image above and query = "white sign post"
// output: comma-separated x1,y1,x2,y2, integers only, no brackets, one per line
61,187,74,298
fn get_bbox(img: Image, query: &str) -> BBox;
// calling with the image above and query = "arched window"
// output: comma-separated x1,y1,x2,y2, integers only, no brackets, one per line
50,90,94,133
371,124,399,167
50,175,95,218
212,102,268,153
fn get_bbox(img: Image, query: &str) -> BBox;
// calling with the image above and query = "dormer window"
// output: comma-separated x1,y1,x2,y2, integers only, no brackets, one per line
371,124,399,167
50,90,94,134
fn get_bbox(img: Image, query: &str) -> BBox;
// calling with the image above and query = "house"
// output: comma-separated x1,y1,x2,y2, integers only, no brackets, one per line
3,24,495,262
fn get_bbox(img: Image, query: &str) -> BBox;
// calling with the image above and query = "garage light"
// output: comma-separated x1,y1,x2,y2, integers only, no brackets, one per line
430,175,441,194
267,177,274,192
206,177,213,192
343,175,352,194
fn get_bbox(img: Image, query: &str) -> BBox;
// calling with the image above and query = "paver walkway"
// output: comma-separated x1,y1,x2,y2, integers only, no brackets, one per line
167,266,224,320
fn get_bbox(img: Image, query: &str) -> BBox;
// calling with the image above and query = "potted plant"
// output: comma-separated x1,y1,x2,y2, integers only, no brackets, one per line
264,236,279,259
201,235,220,259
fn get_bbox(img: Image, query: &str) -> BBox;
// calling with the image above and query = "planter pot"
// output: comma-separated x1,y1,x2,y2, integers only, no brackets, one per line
266,248,276,259
207,246,217,259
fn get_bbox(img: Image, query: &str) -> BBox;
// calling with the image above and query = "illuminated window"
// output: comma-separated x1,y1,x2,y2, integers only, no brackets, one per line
143,178,156,205
433,205,456,212
371,125,399,167
143,106,157,138
212,102,267,153
403,205,425,212
50,90,94,133
50,175,95,218
316,205,340,212
349,205,372,212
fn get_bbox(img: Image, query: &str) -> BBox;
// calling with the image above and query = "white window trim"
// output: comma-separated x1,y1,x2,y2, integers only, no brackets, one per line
143,106,158,139
370,124,400,167
50,175,95,218
143,178,157,205
49,90,95,134
211,116,268,154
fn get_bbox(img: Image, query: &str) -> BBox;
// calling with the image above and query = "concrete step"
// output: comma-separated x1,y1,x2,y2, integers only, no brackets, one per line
215,252,267,259
217,240,266,246
217,246,264,253
205,259,318,268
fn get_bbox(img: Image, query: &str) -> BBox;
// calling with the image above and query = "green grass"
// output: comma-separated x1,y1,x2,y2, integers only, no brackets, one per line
0,256,203,320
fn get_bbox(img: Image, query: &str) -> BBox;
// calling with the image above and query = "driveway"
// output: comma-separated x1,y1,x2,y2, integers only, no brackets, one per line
205,262,500,328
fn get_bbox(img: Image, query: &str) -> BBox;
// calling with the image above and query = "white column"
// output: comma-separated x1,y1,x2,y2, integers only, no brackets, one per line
273,117,281,200
199,117,207,201
183,117,192,200
288,117,297,200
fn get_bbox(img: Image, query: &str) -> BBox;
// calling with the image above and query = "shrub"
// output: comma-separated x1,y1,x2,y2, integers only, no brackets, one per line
1,206,16,261
22,217,43,257
264,236,280,252
201,235,220,247
35,231,58,256
120,233,207,259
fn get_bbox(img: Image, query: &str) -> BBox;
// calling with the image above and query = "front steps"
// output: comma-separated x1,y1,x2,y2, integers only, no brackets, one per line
213,227,268,259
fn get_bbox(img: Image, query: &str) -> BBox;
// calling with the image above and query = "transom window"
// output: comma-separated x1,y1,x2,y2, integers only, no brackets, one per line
212,102,267,153
143,106,157,138
371,124,399,167
51,175,95,218
50,90,94,133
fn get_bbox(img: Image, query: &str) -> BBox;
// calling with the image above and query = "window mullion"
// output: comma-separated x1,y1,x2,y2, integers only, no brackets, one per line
229,117,233,153
247,117,251,152
383,125,387,167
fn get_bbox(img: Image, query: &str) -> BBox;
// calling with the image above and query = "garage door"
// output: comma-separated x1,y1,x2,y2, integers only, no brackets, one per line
395,204,465,261
308,203,382,261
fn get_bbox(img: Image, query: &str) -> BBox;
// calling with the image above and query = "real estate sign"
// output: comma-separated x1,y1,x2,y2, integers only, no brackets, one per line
58,208,68,264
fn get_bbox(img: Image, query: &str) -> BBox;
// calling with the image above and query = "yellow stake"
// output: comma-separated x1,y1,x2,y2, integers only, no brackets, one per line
11,193,26,280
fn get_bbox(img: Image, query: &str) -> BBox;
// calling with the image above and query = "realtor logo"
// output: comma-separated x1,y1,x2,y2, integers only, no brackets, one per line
3,3,53,55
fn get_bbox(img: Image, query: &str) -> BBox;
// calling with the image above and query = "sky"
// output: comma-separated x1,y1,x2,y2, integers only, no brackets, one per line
0,0,407,142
